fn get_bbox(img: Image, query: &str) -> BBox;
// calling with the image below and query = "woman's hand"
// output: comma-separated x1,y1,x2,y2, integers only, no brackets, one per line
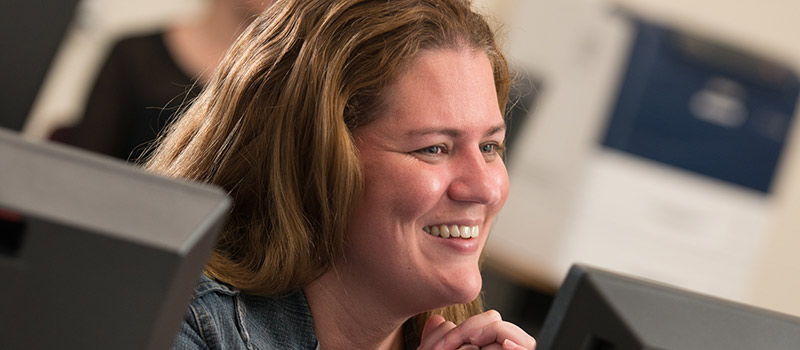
418,310,536,350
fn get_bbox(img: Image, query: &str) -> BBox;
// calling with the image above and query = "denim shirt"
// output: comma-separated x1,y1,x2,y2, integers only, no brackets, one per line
172,275,321,350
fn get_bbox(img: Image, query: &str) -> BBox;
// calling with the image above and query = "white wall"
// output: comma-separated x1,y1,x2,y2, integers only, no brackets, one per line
478,0,800,317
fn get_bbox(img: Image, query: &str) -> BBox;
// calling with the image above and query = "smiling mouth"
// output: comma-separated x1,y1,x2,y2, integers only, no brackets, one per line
422,225,479,239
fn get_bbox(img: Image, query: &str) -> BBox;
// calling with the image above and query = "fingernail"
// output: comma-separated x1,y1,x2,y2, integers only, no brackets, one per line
503,338,523,350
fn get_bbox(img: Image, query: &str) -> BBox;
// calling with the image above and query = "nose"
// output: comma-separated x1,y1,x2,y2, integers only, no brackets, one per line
446,150,507,205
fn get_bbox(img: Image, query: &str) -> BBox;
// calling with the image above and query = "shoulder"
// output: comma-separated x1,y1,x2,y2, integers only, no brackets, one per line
184,274,242,326
96,31,169,81
102,31,172,73
173,275,319,350
173,275,248,350
193,274,241,300
238,289,320,350
110,31,166,55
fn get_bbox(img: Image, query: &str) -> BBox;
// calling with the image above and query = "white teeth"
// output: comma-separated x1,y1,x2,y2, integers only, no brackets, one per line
423,225,480,239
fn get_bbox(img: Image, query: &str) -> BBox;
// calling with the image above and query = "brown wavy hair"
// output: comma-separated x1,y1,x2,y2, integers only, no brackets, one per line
144,0,509,332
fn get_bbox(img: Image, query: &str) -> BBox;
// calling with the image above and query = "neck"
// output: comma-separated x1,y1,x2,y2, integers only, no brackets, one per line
164,0,261,82
304,270,409,350
195,0,257,44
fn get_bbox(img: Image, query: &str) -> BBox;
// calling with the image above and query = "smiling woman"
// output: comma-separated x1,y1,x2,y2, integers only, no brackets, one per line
344,49,509,313
144,0,535,349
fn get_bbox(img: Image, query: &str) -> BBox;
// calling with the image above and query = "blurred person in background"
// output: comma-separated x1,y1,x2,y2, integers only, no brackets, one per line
54,0,274,161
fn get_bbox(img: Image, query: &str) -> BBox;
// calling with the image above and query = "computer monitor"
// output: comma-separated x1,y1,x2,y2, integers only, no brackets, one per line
538,264,800,350
0,0,81,131
0,128,231,349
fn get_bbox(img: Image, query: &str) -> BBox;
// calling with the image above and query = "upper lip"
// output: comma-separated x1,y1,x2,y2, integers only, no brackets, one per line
423,220,482,227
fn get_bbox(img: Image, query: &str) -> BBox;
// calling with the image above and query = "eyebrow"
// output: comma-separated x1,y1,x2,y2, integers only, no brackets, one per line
404,123,507,138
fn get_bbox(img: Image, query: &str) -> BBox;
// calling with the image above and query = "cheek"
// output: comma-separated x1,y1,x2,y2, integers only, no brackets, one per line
346,160,447,263
362,159,447,219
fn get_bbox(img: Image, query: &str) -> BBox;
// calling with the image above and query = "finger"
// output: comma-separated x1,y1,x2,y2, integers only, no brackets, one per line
421,315,446,341
503,338,532,350
438,310,503,348
455,345,480,350
418,317,457,349
468,321,536,349
480,344,504,350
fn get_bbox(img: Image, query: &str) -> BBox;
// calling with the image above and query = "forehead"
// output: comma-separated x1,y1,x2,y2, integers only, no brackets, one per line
389,48,493,98
373,48,503,130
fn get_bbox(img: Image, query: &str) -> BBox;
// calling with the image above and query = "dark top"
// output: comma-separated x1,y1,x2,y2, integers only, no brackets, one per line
65,32,201,161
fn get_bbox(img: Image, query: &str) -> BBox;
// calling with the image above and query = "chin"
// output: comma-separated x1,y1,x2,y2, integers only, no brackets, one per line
442,270,483,305
408,274,482,316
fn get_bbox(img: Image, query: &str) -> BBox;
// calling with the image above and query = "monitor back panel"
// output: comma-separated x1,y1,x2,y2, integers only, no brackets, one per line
0,128,230,349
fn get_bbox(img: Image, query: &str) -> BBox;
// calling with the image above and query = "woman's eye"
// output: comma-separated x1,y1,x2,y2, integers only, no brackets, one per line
416,145,446,156
481,142,505,155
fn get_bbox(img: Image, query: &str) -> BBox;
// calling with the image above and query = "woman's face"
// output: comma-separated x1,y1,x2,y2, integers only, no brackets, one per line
344,49,509,314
